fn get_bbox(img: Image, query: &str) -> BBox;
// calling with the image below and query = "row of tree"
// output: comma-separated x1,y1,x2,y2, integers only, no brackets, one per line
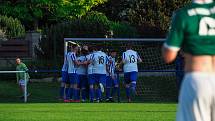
0,0,190,38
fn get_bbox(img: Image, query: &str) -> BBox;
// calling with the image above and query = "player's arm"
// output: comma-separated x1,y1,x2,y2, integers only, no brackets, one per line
106,56,111,75
137,52,142,63
22,63,29,72
83,54,94,65
117,53,125,71
162,11,184,64
71,53,82,66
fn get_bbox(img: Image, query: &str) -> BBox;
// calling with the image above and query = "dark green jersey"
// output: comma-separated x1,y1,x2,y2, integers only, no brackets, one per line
165,2,215,55
16,62,30,80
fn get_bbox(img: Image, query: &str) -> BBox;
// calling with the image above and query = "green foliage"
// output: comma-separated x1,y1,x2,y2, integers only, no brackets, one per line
36,12,138,60
95,0,191,37
0,0,107,30
0,15,25,39
110,22,138,38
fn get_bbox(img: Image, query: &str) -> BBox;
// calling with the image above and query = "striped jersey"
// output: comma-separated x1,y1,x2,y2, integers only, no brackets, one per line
67,52,77,73
107,56,116,76
86,53,94,75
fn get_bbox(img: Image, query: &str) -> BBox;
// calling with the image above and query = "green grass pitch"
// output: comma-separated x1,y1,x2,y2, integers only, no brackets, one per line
0,103,176,121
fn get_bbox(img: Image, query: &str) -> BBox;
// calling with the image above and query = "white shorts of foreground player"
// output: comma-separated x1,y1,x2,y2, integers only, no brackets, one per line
176,72,215,121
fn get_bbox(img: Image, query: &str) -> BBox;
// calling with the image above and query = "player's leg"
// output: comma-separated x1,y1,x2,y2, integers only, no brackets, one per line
129,71,138,96
176,73,213,121
72,74,80,102
106,76,112,101
111,74,120,102
19,79,30,99
65,73,73,102
80,75,87,102
88,74,95,102
98,74,106,102
94,74,101,102
124,72,131,102
59,71,68,100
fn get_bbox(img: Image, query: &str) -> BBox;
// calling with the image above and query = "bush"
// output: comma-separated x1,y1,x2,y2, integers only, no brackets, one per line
0,15,25,39
110,22,139,38
36,12,139,61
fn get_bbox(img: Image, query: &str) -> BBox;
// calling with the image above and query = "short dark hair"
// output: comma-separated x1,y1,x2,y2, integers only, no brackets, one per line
109,49,117,53
95,44,103,51
126,44,132,50
71,44,78,49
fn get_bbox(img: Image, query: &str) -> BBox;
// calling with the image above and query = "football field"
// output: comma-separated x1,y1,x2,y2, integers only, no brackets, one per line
0,103,176,121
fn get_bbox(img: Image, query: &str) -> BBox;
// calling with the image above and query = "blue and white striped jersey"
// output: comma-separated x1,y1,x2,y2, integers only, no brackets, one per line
76,55,87,75
92,51,108,74
86,53,93,75
61,53,68,72
107,56,116,76
122,49,140,73
67,52,77,73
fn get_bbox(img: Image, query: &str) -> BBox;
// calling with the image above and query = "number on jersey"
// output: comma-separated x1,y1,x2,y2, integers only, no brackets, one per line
129,55,136,63
199,17,215,36
99,56,105,64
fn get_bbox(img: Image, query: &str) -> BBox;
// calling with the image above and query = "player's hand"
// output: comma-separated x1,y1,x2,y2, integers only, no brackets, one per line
83,61,88,65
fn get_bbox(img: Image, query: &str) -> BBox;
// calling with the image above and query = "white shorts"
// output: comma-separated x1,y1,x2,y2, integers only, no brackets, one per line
19,79,27,86
176,72,215,121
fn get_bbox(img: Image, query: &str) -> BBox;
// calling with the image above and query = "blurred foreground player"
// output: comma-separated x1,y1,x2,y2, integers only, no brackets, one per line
162,0,215,121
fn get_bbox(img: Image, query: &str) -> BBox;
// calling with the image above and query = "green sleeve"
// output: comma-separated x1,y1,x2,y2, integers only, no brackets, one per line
165,11,185,51
22,63,30,79
21,63,28,71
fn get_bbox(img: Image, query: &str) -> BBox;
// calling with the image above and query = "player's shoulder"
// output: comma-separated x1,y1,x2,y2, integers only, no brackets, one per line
173,3,198,18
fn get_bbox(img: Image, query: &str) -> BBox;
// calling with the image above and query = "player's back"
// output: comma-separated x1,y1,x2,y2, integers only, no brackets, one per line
166,2,215,72
86,53,94,75
107,56,116,75
67,52,77,73
77,55,87,75
123,49,139,73
92,51,107,74
167,2,215,55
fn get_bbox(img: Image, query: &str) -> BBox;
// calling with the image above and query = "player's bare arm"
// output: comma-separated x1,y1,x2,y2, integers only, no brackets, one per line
162,47,178,64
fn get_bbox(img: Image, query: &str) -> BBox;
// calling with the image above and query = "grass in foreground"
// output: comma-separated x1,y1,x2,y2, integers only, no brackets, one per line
0,103,176,121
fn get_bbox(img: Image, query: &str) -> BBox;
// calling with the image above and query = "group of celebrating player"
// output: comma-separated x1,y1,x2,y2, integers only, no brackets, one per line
60,44,142,103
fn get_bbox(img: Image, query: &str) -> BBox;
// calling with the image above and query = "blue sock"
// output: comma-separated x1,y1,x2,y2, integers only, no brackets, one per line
73,89,78,100
66,88,72,100
95,89,102,100
130,83,136,95
117,87,120,100
126,87,130,99
77,89,80,100
82,89,86,100
60,87,64,98
65,88,69,98
89,88,94,102
99,89,102,100
111,87,117,97
95,89,99,100
106,87,111,99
